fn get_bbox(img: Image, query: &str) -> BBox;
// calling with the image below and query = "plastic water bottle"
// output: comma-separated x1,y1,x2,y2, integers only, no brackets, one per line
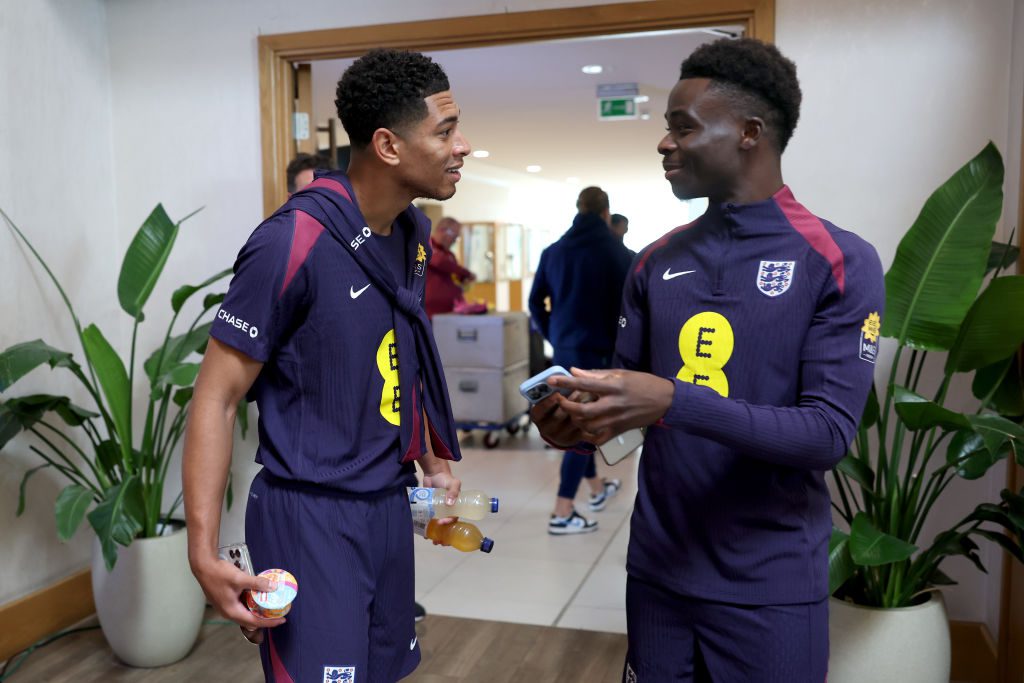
424,519,494,553
407,487,499,520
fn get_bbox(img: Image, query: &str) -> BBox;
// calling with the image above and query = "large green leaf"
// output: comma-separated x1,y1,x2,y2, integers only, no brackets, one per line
966,413,1024,456
163,363,200,388
0,340,73,392
973,355,1024,416
55,484,95,541
170,268,232,314
8,394,98,426
836,454,875,490
94,439,123,480
829,528,856,595
144,322,213,384
0,394,97,449
849,513,917,566
947,431,1008,480
946,276,1024,373
81,324,132,468
975,529,1024,563
0,403,22,447
893,385,970,431
87,476,146,570
118,205,178,320
881,143,1004,350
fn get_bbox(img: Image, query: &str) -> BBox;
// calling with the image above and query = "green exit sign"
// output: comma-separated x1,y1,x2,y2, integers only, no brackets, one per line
598,97,637,121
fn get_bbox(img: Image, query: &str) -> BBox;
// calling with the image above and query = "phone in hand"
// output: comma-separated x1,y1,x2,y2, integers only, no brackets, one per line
519,365,573,405
218,542,254,576
597,428,645,466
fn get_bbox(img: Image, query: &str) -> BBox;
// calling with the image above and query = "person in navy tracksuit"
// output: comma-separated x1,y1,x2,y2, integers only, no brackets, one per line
533,38,884,682
184,49,470,683
529,187,634,534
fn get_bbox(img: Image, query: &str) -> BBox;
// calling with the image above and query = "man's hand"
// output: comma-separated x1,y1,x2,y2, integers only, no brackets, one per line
547,368,674,444
528,392,593,448
191,556,286,643
421,467,462,532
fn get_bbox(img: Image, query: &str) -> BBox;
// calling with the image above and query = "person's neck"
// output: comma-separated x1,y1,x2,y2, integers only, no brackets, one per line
709,157,784,205
346,163,413,236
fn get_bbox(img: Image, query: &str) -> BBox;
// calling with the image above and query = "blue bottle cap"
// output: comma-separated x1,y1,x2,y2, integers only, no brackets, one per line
480,537,494,553
490,497,499,513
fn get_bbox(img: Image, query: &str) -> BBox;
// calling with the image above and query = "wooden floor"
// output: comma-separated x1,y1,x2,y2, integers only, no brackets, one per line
3,609,627,682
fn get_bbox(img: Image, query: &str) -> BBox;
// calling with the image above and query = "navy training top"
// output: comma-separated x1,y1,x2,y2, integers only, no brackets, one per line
210,198,424,494
616,185,884,604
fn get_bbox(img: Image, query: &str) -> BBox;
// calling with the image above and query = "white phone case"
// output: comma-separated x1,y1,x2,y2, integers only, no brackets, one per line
598,428,645,466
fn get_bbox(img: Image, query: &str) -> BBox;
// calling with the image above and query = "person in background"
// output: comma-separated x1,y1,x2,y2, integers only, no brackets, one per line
528,186,633,535
286,151,333,195
610,213,629,242
532,37,884,681
425,216,476,319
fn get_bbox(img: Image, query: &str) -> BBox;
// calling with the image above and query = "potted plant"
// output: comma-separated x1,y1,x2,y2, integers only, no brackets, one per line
827,142,1024,682
0,204,239,667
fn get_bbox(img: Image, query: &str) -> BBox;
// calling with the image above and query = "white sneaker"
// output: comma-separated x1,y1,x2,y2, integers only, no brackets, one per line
588,478,622,511
548,510,598,535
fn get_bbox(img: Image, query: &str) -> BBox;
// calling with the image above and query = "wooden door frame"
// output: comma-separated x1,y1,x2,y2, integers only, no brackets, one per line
256,0,775,216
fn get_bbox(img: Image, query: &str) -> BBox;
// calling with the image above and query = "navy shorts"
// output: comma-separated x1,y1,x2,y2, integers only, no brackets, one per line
246,470,420,683
623,575,828,683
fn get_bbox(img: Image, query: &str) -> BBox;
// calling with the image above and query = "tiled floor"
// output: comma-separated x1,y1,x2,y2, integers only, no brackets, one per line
415,428,637,635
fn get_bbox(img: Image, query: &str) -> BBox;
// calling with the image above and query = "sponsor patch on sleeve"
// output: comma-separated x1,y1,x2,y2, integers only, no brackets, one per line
859,311,881,363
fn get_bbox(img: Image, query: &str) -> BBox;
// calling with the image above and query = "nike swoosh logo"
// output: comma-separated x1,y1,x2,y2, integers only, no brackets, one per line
663,268,696,281
410,636,418,651
350,283,371,299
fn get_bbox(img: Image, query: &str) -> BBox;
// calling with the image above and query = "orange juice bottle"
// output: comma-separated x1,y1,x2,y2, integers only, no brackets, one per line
424,519,494,553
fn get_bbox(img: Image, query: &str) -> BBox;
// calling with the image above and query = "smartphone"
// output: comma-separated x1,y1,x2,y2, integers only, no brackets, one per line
218,542,254,576
598,428,645,466
519,365,573,405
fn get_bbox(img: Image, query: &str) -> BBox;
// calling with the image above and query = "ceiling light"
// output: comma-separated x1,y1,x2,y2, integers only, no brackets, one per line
526,165,542,173
640,113,651,120
634,95,650,104
581,65,603,75
472,150,490,158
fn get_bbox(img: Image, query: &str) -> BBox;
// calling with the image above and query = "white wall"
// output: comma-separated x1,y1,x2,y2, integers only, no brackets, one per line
0,0,118,604
2,0,1020,642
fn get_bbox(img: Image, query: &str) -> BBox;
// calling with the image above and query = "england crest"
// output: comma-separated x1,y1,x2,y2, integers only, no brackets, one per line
756,260,796,297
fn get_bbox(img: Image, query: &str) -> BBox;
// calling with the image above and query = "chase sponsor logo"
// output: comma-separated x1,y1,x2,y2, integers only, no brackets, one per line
625,662,638,682
859,311,881,363
323,666,355,682
217,308,258,338
618,316,627,328
414,243,427,277
756,260,795,297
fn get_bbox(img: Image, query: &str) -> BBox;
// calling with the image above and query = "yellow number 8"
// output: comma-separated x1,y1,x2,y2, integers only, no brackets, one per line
677,312,734,397
376,329,401,426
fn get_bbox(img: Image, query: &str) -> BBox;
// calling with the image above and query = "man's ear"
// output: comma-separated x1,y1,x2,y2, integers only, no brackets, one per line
739,117,766,151
371,128,402,167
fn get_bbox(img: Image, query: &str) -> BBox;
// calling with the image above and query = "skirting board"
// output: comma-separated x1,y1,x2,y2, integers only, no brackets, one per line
0,569,94,663
0,573,1001,679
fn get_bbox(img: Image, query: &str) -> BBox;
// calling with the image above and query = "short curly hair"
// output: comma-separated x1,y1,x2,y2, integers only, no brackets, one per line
335,49,450,148
679,38,802,152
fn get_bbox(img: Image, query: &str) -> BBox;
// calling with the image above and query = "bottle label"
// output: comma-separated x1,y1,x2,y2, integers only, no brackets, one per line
408,487,434,536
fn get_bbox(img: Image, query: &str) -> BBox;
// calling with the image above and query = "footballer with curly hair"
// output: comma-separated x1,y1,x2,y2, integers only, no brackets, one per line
534,37,884,681
185,48,470,682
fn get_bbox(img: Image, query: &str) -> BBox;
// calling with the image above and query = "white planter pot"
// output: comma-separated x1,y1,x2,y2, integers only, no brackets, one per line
91,523,206,667
828,593,950,683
